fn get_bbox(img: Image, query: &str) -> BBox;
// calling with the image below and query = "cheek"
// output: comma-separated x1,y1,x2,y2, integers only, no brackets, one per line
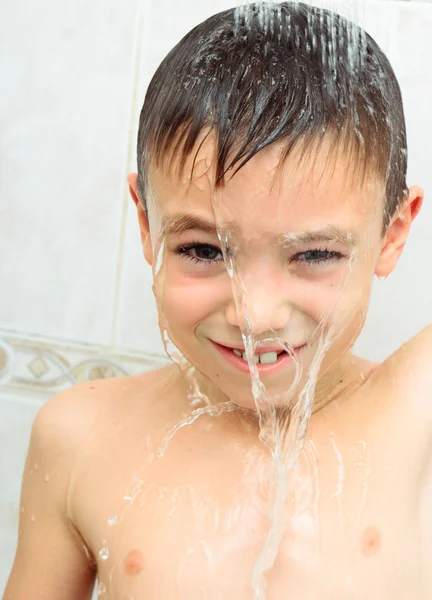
287,277,347,324
156,266,229,328
300,270,372,331
322,275,372,337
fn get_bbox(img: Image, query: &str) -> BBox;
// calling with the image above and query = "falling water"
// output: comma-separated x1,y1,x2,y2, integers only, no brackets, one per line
150,1,383,596
213,3,373,597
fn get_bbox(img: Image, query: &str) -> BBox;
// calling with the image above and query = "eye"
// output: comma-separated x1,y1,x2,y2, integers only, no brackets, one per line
175,243,223,266
291,248,345,267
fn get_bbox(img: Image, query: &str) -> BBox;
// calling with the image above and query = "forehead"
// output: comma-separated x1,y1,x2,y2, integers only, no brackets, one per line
148,134,385,233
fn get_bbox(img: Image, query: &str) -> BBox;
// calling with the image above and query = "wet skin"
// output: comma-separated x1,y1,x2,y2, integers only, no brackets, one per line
59,137,432,598
8,137,429,599
64,326,432,600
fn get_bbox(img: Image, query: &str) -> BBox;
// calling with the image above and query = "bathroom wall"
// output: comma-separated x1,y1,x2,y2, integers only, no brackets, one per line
1,0,431,594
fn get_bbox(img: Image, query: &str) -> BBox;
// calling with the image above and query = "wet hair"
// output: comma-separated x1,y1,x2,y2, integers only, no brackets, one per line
136,1,408,234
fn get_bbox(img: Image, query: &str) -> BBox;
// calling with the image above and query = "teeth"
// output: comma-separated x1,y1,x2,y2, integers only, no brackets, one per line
233,348,279,365
242,353,259,364
259,351,278,364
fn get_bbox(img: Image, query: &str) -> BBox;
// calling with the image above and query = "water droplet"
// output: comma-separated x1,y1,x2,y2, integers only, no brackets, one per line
107,513,117,527
44,473,50,482
34,463,38,471
97,581,106,596
158,488,168,501
98,548,110,561
30,515,36,522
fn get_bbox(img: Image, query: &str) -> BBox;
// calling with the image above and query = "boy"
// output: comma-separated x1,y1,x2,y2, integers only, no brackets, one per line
3,2,431,599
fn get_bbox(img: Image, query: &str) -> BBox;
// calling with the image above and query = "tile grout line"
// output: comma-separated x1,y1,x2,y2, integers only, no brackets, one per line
109,0,146,350
0,325,167,361
387,0,401,62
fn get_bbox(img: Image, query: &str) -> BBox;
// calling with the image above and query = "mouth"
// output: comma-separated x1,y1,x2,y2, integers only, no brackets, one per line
210,340,306,375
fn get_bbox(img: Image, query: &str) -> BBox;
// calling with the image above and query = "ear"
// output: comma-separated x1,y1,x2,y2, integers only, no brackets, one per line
375,184,424,278
127,173,153,266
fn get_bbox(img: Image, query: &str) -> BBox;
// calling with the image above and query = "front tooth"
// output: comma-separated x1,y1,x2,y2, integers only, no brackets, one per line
259,351,278,365
242,353,259,364
233,349,242,356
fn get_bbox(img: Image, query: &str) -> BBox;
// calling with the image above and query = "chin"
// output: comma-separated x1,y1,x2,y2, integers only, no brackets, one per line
206,373,303,413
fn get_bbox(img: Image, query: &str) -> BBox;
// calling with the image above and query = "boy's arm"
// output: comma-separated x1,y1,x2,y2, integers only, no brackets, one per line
2,388,97,600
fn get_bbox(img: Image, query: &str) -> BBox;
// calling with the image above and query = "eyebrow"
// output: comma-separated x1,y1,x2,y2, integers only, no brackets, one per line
162,214,217,236
162,213,360,248
279,225,360,248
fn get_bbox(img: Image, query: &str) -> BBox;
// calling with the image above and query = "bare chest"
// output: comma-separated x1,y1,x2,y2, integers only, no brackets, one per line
71,417,426,600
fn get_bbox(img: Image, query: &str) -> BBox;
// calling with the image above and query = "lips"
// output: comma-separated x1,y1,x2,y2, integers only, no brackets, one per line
212,342,301,355
209,339,306,375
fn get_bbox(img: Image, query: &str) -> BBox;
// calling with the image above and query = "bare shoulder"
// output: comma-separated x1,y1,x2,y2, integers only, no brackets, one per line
366,325,432,433
33,366,176,524
379,324,432,394
30,367,173,498
3,374,155,599
386,324,432,366
39,364,175,434
37,374,139,444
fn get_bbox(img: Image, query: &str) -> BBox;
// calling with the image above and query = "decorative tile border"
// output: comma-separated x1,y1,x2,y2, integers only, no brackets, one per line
0,329,169,399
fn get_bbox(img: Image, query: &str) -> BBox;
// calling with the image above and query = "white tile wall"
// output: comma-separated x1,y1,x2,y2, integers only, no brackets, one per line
0,0,431,596
0,0,139,346
0,393,41,593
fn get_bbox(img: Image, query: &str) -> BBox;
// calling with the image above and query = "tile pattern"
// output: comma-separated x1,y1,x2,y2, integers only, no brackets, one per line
0,329,168,399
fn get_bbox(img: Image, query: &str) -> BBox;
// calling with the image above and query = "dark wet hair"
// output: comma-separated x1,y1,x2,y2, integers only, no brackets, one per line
136,1,408,234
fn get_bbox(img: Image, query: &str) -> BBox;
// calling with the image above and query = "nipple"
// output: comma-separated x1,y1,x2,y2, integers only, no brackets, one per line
361,526,381,557
124,549,144,576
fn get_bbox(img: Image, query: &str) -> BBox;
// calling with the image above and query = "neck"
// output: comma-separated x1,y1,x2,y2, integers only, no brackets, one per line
314,351,379,414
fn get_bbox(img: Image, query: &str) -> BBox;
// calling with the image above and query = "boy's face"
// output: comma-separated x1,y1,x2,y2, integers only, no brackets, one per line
129,136,423,410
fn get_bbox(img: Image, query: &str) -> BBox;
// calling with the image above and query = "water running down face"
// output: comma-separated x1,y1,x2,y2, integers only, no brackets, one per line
129,134,422,413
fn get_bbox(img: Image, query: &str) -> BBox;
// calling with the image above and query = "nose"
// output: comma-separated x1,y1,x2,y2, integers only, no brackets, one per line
224,279,292,336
